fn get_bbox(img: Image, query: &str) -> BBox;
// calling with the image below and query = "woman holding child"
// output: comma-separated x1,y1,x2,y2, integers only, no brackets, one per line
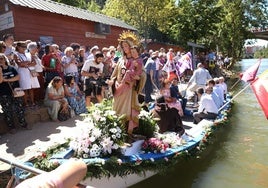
109,31,146,134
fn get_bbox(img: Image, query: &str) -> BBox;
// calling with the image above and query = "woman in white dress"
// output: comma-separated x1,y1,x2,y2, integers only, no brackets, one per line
14,42,40,107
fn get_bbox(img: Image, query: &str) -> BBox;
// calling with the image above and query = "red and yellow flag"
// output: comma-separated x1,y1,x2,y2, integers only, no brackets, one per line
251,69,268,119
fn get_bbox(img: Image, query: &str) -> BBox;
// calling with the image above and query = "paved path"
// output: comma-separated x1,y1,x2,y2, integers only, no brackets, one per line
0,116,84,172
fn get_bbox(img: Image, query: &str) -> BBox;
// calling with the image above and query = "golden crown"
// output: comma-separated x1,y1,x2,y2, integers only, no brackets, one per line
118,30,140,47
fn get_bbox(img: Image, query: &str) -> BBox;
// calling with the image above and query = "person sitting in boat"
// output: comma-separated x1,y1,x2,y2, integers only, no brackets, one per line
160,79,184,117
152,95,184,136
16,159,87,188
214,77,225,102
207,79,223,109
193,86,218,124
170,77,187,114
219,76,228,99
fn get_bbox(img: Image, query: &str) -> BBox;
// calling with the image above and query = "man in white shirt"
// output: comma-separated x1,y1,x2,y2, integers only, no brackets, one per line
193,86,218,124
81,52,104,107
219,76,228,99
213,77,225,104
187,63,212,92
207,79,223,108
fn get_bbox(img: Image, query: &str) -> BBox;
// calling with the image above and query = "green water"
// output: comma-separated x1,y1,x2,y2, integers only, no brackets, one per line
131,59,268,188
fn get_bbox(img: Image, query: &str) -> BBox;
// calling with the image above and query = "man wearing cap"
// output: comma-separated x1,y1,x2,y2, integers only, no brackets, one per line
86,45,99,61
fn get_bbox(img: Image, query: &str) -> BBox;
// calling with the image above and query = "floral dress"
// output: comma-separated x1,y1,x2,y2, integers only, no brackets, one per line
65,84,87,115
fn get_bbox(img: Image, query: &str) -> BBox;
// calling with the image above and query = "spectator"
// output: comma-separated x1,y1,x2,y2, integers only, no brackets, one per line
27,42,45,102
14,42,40,107
64,75,87,115
44,76,68,122
0,53,28,134
42,44,62,88
144,52,157,104
81,51,104,107
0,41,6,53
61,46,79,83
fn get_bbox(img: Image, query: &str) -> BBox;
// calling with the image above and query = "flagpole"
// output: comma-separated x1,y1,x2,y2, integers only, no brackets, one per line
218,83,251,112
230,78,241,90
0,156,45,175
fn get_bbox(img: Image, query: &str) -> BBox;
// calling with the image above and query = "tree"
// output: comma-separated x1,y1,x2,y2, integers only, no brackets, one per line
217,0,268,68
103,0,171,48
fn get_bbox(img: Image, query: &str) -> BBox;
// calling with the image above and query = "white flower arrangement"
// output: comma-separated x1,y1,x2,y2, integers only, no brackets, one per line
155,132,185,148
70,100,127,158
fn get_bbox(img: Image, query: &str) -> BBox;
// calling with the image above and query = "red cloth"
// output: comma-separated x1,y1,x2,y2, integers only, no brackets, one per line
251,69,268,119
241,59,261,82
168,72,178,81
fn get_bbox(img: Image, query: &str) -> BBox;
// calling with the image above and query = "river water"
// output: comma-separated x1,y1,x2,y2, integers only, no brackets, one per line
131,58,268,188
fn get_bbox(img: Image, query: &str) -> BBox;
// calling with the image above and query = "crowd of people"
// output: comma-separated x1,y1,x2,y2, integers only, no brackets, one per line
0,32,230,187
0,32,228,135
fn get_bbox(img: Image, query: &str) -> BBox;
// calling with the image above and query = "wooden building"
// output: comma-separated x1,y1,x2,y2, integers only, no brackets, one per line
0,0,136,48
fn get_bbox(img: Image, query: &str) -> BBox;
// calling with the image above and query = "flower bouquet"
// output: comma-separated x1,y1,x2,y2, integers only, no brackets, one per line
142,137,169,153
70,100,127,158
133,109,159,138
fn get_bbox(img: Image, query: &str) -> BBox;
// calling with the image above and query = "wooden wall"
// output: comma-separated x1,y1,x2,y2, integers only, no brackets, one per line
0,2,128,49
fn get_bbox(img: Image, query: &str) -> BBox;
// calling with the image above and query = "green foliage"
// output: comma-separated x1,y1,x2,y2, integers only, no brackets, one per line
254,47,268,58
133,110,159,138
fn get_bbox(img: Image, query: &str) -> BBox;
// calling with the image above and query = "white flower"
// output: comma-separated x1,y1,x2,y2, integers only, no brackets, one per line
111,134,116,139
112,143,119,149
101,137,114,154
89,136,96,143
109,128,117,134
116,127,122,133
106,110,116,116
92,128,102,138
83,154,89,158
116,133,121,138
89,144,101,157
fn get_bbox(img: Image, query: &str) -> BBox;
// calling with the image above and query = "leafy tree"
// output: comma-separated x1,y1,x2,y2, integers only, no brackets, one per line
254,47,268,58
103,0,171,48
217,0,268,68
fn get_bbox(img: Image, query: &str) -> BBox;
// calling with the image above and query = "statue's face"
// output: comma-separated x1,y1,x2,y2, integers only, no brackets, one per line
121,41,131,55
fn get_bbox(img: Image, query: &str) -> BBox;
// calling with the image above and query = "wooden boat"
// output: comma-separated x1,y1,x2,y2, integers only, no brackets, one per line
0,93,232,188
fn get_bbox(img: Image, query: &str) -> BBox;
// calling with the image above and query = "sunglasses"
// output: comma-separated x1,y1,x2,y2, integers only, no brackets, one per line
0,57,5,60
2,46,6,49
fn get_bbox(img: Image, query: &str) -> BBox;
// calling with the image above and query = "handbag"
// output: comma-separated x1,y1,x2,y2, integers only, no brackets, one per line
8,82,25,98
58,105,71,121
